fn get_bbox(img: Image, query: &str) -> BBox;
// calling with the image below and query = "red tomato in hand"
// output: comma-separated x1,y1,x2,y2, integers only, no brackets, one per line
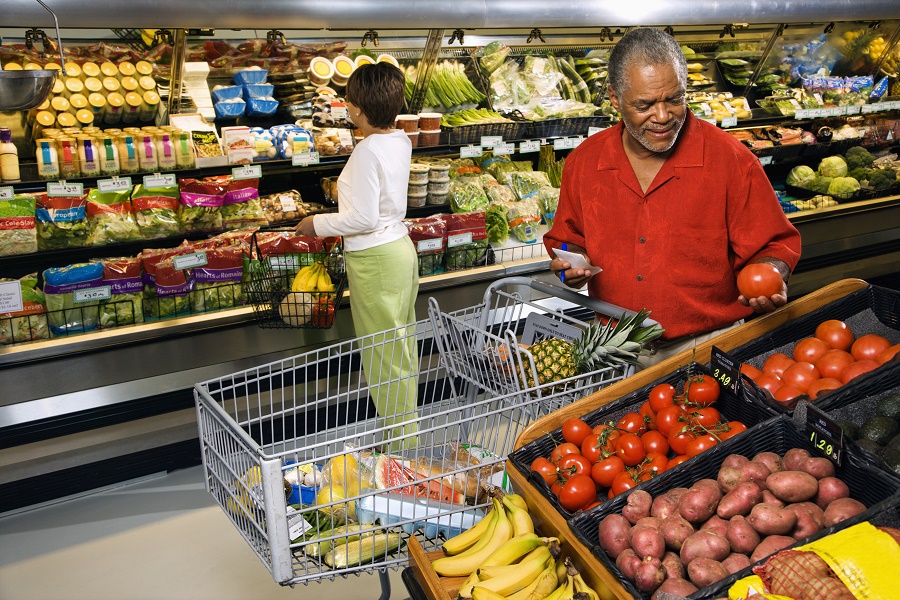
841,360,879,384
850,334,892,362
815,319,854,352
685,374,720,406
793,337,831,363
610,471,639,496
562,418,593,446
617,412,648,436
780,361,820,393
718,421,748,441
668,428,696,455
591,455,625,487
807,377,842,399
656,405,686,437
815,349,855,380
530,457,558,486
877,344,900,365
615,433,647,466
686,434,719,458
737,263,783,299
549,442,580,464
558,474,598,511
640,430,670,456
740,363,763,382
557,453,593,478
763,353,795,378
648,383,677,412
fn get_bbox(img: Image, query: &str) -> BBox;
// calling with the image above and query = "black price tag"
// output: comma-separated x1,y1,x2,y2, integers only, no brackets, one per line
710,346,741,395
805,403,843,466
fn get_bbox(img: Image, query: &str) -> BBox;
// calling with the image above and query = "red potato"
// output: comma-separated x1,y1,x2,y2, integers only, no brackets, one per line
666,487,691,505
751,535,795,562
680,530,731,564
783,448,812,471
740,461,772,490
748,503,798,536
718,462,770,494
752,452,784,473
652,578,699,599
634,516,662,531
651,493,681,520
717,482,763,519
687,557,730,588
722,552,752,574
766,471,819,503
635,556,666,593
761,489,785,508
799,457,836,480
823,497,867,526
680,488,721,524
599,514,632,559
616,548,641,580
661,551,685,580
786,502,825,540
623,489,653,524
693,478,723,499
661,515,695,551
726,515,761,555
814,477,850,510
700,515,730,538
722,454,750,469
631,525,666,560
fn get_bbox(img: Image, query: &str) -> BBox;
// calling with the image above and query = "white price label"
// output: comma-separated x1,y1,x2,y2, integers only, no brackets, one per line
173,251,208,270
480,136,503,148
417,238,443,252
460,145,483,159
812,108,827,118
292,152,320,166
553,138,575,150
493,142,515,156
587,127,603,136
0,280,23,313
75,286,111,303
268,255,299,270
835,106,848,116
846,105,861,115
794,109,810,120
47,182,84,197
330,104,348,119
143,174,176,188
0,186,14,200
287,507,313,539
759,155,774,166
702,118,717,125
571,136,585,147
861,104,877,114
279,194,297,212
232,164,262,180
519,140,540,153
720,116,738,128
97,177,133,193
888,101,900,110
447,232,473,248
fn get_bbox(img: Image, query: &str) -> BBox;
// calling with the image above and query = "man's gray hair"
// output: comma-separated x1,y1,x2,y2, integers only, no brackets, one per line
608,27,688,94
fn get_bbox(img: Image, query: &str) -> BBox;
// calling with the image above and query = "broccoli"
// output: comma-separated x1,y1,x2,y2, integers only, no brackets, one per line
844,146,875,171
868,168,897,190
848,167,869,182
806,176,833,194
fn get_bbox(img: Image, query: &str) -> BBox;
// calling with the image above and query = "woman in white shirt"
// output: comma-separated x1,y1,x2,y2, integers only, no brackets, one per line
296,62,419,449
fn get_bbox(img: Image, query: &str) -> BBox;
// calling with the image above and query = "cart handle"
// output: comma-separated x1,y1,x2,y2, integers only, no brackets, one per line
491,276,660,327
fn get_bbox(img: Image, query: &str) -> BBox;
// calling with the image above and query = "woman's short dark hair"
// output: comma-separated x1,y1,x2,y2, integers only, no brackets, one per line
345,62,407,129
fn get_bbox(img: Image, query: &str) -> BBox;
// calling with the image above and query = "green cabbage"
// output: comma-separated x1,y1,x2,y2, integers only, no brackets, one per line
817,156,848,178
827,177,861,197
786,165,815,188
806,176,833,195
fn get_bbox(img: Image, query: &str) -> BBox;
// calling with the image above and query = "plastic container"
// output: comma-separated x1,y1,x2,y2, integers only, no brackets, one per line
233,69,268,86
117,134,140,173
138,76,157,93
395,114,420,133
331,56,355,86
356,492,485,540
56,112,77,129
88,93,106,121
122,91,143,124
408,191,427,208
308,57,334,86
118,61,136,80
406,132,419,148
376,54,400,68
354,55,376,68
121,76,139,93
84,76,103,93
100,62,119,78
69,93,88,111
102,76,121,93
139,91,160,122
81,61,101,78
427,180,450,195
77,137,101,177
419,129,441,147
427,162,450,182
138,135,159,171
174,131,195,169
57,138,80,178
105,92,125,124
135,60,154,77
426,192,448,206
157,133,177,170
75,108,95,128
0,128,20,183
64,77,84,98
50,95,70,114
417,113,441,130
409,163,430,183
407,182,428,198
97,136,120,175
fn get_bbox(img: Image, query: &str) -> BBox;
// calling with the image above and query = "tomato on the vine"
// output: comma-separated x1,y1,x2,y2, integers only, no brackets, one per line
656,405,686,437
580,434,605,464
549,442,580,464
617,412,648,436
590,424,621,455
687,406,721,428
640,430,670,456
815,319,854,352
686,434,719,458
667,455,690,469
550,478,565,497
685,374,720,406
851,334,891,362
557,453,593,479
610,470,639,496
718,421,748,441
737,263,783,299
668,428,696,456
591,455,625,488
648,383,677,412
638,401,658,431
558,474,597,511
641,452,668,477
562,418,593,447
615,433,646,466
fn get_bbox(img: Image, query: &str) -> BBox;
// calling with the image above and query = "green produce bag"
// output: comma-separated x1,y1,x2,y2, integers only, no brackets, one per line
36,192,89,250
0,194,37,256
86,188,142,245
96,257,144,328
131,182,181,239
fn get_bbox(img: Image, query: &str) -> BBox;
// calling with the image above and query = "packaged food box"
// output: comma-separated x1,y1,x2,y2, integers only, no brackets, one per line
356,492,485,540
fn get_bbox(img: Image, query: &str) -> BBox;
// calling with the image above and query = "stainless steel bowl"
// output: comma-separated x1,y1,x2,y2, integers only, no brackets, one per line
0,69,59,111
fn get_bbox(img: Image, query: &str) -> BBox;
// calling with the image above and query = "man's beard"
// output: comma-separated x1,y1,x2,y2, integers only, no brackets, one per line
623,113,686,153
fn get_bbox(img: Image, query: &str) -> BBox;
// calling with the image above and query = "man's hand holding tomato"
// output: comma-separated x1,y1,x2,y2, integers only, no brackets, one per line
737,259,790,314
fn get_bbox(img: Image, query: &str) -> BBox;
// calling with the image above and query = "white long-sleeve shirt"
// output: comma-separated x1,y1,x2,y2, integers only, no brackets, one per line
313,130,411,252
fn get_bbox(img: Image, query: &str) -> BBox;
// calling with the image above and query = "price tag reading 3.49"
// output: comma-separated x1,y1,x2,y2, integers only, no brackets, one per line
710,346,741,396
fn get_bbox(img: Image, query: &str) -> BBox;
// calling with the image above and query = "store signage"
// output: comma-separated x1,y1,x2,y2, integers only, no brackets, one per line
292,152,320,166
417,238,443,252
846,105,861,115
267,255,298,270
173,251,208,270
587,127,603,136
518,140,540,154
47,181,84,197
278,194,297,212
0,280,23,313
493,142,515,156
553,138,578,150
97,177,133,193
709,346,741,396
75,286,112,303
480,136,503,149
702,118,717,126
143,174,176,188
460,145,483,159
0,186,14,200
805,403,843,466
720,116,738,128
448,232,473,247
758,156,774,166
232,165,262,180
794,109,809,120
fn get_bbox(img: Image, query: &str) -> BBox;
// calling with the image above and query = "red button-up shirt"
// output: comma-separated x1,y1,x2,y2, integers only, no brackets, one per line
544,113,801,340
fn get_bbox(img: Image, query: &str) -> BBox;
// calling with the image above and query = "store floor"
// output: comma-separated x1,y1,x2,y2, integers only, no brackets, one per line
0,466,408,600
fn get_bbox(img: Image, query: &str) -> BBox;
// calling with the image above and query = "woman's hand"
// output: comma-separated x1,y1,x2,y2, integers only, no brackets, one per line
295,215,317,237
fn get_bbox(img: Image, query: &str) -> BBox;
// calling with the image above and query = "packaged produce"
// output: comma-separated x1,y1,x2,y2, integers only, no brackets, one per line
443,212,489,272
85,187,141,245
131,180,181,238
508,171,553,202
0,194,37,256
43,262,105,335
178,177,225,232
484,183,516,205
97,256,144,328
220,176,267,230
0,274,48,345
258,190,309,224
505,198,542,243
404,215,446,277
485,159,532,184
448,179,490,214
537,186,560,228
139,242,195,319
189,244,244,313
36,191,90,250
484,203,509,244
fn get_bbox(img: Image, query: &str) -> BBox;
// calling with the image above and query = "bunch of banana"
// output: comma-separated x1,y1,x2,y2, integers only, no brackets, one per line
434,494,607,600
290,262,335,293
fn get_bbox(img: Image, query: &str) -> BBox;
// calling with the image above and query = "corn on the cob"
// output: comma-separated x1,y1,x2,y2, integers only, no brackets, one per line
323,533,403,568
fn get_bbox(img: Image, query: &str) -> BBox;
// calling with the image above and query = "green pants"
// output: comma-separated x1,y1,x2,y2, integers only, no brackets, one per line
345,236,420,450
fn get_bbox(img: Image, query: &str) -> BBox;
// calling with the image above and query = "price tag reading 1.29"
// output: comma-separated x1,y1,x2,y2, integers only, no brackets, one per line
710,345,741,396
805,404,843,466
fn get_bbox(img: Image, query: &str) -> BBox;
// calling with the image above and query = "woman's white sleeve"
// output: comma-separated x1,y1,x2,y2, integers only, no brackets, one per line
314,147,381,237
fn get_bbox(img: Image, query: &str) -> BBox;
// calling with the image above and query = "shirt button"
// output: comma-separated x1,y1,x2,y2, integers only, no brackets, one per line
639,237,646,243
637,275,643,281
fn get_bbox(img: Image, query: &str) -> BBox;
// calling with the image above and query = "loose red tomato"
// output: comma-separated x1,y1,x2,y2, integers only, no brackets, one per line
562,418,593,447
851,334,892,362
641,430,670,456
642,452,669,477
815,319,855,351
530,457,558,486
687,407,721,428
685,374,720,406
807,377,843,399
310,298,336,327
550,478,565,497
549,442,580,464
558,474,597,511
668,428,696,455
557,453,593,479
667,455,690,469
781,361,820,393
755,373,783,396
737,263,783,299
740,363,763,382
877,344,900,365
841,359,879,384
617,412,648,436
639,401,658,430
718,421,748,441
815,349,855,380
686,434,719,458
615,433,647,467
763,353,795,378
656,405,686,437
591,455,625,487
773,383,805,405
793,337,831,364
580,434,605,464
648,383,677,412
610,471,639,496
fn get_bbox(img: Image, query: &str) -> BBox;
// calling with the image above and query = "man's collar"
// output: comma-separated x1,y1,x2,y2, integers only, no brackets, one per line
596,112,705,171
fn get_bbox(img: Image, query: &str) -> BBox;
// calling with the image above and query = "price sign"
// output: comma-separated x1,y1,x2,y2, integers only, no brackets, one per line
493,142,515,156
810,108,827,118
292,152,320,166
278,194,297,212
890,101,900,110
759,155,774,166
553,138,577,150
0,186,14,200
447,232,473,247
720,116,738,128
460,145,483,159
835,106,848,116
710,346,741,396
173,251,208,270
805,403,843,466
0,280,23,313
47,181,84,197
846,105,861,115
232,164,262,180
417,238,443,252
480,136,503,149
268,255,299,270
587,127,603,136
97,177,133,193
794,109,810,120
74,286,111,303
572,136,585,148
143,173,176,188
519,140,540,154
861,104,878,114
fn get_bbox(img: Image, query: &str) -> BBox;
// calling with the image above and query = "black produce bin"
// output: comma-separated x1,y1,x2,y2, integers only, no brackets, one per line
566,414,900,600
508,362,777,520
725,285,900,414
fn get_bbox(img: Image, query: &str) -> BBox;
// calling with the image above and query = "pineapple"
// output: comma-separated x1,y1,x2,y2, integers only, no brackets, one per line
521,309,664,388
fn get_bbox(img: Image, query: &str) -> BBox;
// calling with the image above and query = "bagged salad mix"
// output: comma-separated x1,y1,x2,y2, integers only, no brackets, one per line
508,171,552,201
506,198,541,243
43,262,105,335
131,180,181,238
97,256,144,328
0,274,48,345
448,179,490,213
36,191,90,250
484,183,516,204
86,187,142,246
189,242,244,312
404,215,446,277
140,242,195,319
178,177,225,232
0,193,37,256
485,160,532,184
443,212,489,271
537,186,560,228
221,175,268,230
485,203,510,244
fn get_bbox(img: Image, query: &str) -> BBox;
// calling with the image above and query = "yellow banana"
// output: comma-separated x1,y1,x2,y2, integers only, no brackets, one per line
433,499,513,577
503,495,535,537
442,506,495,556
316,263,335,292
470,587,507,600
505,558,561,600
481,533,549,568
505,493,528,512
573,571,603,600
291,264,320,292
556,560,568,586
477,546,550,580
469,552,552,598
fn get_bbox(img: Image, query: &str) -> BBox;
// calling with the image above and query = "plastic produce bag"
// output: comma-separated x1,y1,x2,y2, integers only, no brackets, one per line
131,181,181,239
97,256,144,328
485,184,516,204
36,192,89,250
0,274,48,345
443,212,488,271
475,41,511,75
220,176,267,230
178,177,225,232
139,242,195,319
404,215,446,277
485,160,533,184
86,188,141,245
485,203,510,244
448,179,490,213
189,243,244,313
506,198,541,243
43,262,105,335
508,171,552,201
0,194,37,256
537,186,560,228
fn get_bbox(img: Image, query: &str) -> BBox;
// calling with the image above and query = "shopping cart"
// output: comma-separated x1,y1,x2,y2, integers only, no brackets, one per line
428,277,656,412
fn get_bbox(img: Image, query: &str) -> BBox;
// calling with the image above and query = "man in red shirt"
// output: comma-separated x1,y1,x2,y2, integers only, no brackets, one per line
545,27,801,364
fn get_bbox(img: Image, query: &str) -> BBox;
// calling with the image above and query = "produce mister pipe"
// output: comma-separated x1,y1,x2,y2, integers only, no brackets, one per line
35,0,67,75
167,29,187,118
